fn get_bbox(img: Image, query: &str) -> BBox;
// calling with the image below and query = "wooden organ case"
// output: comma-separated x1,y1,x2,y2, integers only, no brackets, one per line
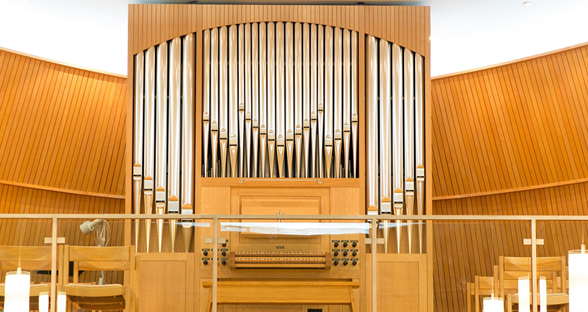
127,4,432,312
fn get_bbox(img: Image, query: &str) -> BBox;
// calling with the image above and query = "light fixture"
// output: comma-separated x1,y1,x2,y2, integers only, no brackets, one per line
39,291,49,312
58,291,67,312
483,295,504,312
523,1,532,6
518,276,530,312
569,244,588,312
5,267,30,312
80,219,103,235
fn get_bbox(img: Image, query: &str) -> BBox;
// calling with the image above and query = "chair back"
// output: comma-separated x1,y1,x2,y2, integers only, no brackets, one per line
499,256,567,298
63,246,135,284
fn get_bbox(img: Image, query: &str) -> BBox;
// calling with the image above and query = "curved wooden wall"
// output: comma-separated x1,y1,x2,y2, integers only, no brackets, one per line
0,48,126,249
431,43,588,312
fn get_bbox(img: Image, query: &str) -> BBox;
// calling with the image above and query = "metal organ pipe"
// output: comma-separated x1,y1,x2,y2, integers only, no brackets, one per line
285,22,294,178
294,22,303,179
229,25,239,178
132,51,144,253
323,26,333,178
238,24,245,178
302,23,311,178
181,33,195,253
251,23,259,178
415,54,425,254
276,22,286,178
156,41,169,253
343,30,351,179
317,25,324,178
219,26,228,178
267,23,276,178
365,35,379,216
379,40,392,215
333,27,342,179
259,23,268,178
404,49,415,254
310,24,318,178
210,28,219,178
392,43,404,254
351,32,358,178
168,37,182,253
143,46,156,253
203,30,210,178
245,24,252,178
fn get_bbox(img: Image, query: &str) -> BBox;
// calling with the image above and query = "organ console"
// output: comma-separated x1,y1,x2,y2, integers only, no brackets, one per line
128,4,431,311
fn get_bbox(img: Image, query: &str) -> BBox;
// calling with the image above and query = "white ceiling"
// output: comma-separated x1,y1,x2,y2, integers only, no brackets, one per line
1,0,587,77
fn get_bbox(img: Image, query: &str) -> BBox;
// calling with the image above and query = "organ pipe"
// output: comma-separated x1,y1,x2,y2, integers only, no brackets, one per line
238,24,245,178
210,28,219,178
229,25,238,178
343,30,351,179
317,25,324,178
351,32,358,178
219,26,228,178
251,23,259,178
285,22,294,178
294,22,303,178
181,33,195,253
203,30,210,178
259,23,268,178
276,22,286,178
156,41,169,253
143,46,155,253
415,54,425,254
404,49,415,254
324,26,333,179
392,43,404,254
303,23,311,178
168,37,182,253
267,23,276,178
132,51,144,253
310,24,318,178
365,35,378,216
245,24,252,178
379,40,392,215
333,27,342,179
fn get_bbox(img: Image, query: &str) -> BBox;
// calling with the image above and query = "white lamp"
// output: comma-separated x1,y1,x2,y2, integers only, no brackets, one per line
58,291,67,312
518,276,530,312
569,244,588,312
38,291,49,312
4,267,30,312
483,295,504,312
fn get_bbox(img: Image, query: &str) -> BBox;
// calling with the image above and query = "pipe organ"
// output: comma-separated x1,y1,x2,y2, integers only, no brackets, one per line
201,22,359,179
129,4,430,311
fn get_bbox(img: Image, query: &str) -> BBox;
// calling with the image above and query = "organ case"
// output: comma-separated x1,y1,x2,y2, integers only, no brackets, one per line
127,4,432,312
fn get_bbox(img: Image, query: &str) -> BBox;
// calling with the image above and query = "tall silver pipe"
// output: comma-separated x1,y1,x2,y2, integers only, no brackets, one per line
294,22,303,178
181,33,195,253
333,27,342,179
351,32,359,178
156,41,169,253
143,46,156,253
132,51,144,253
342,30,351,179
317,25,324,178
379,40,392,215
415,54,425,254
203,30,211,178
285,22,294,178
302,23,310,178
210,28,219,178
229,25,239,178
245,23,252,178
310,24,318,178
267,23,276,177
251,23,259,178
219,26,228,178
404,48,415,254
259,23,268,177
365,36,378,216
392,43,404,254
238,24,245,177
168,37,182,253
275,22,285,178
323,26,333,178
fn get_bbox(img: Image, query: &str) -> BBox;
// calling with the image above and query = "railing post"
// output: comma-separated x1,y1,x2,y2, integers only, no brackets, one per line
51,217,58,312
212,216,218,312
372,216,378,312
531,218,538,312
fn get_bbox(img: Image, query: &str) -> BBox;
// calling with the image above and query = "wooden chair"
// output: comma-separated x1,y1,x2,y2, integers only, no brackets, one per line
467,265,499,312
62,245,135,311
498,256,568,312
0,246,60,310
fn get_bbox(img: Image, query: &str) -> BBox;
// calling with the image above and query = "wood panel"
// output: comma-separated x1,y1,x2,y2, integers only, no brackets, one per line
431,43,588,312
0,48,127,198
431,43,588,198
0,48,126,285
128,4,427,58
